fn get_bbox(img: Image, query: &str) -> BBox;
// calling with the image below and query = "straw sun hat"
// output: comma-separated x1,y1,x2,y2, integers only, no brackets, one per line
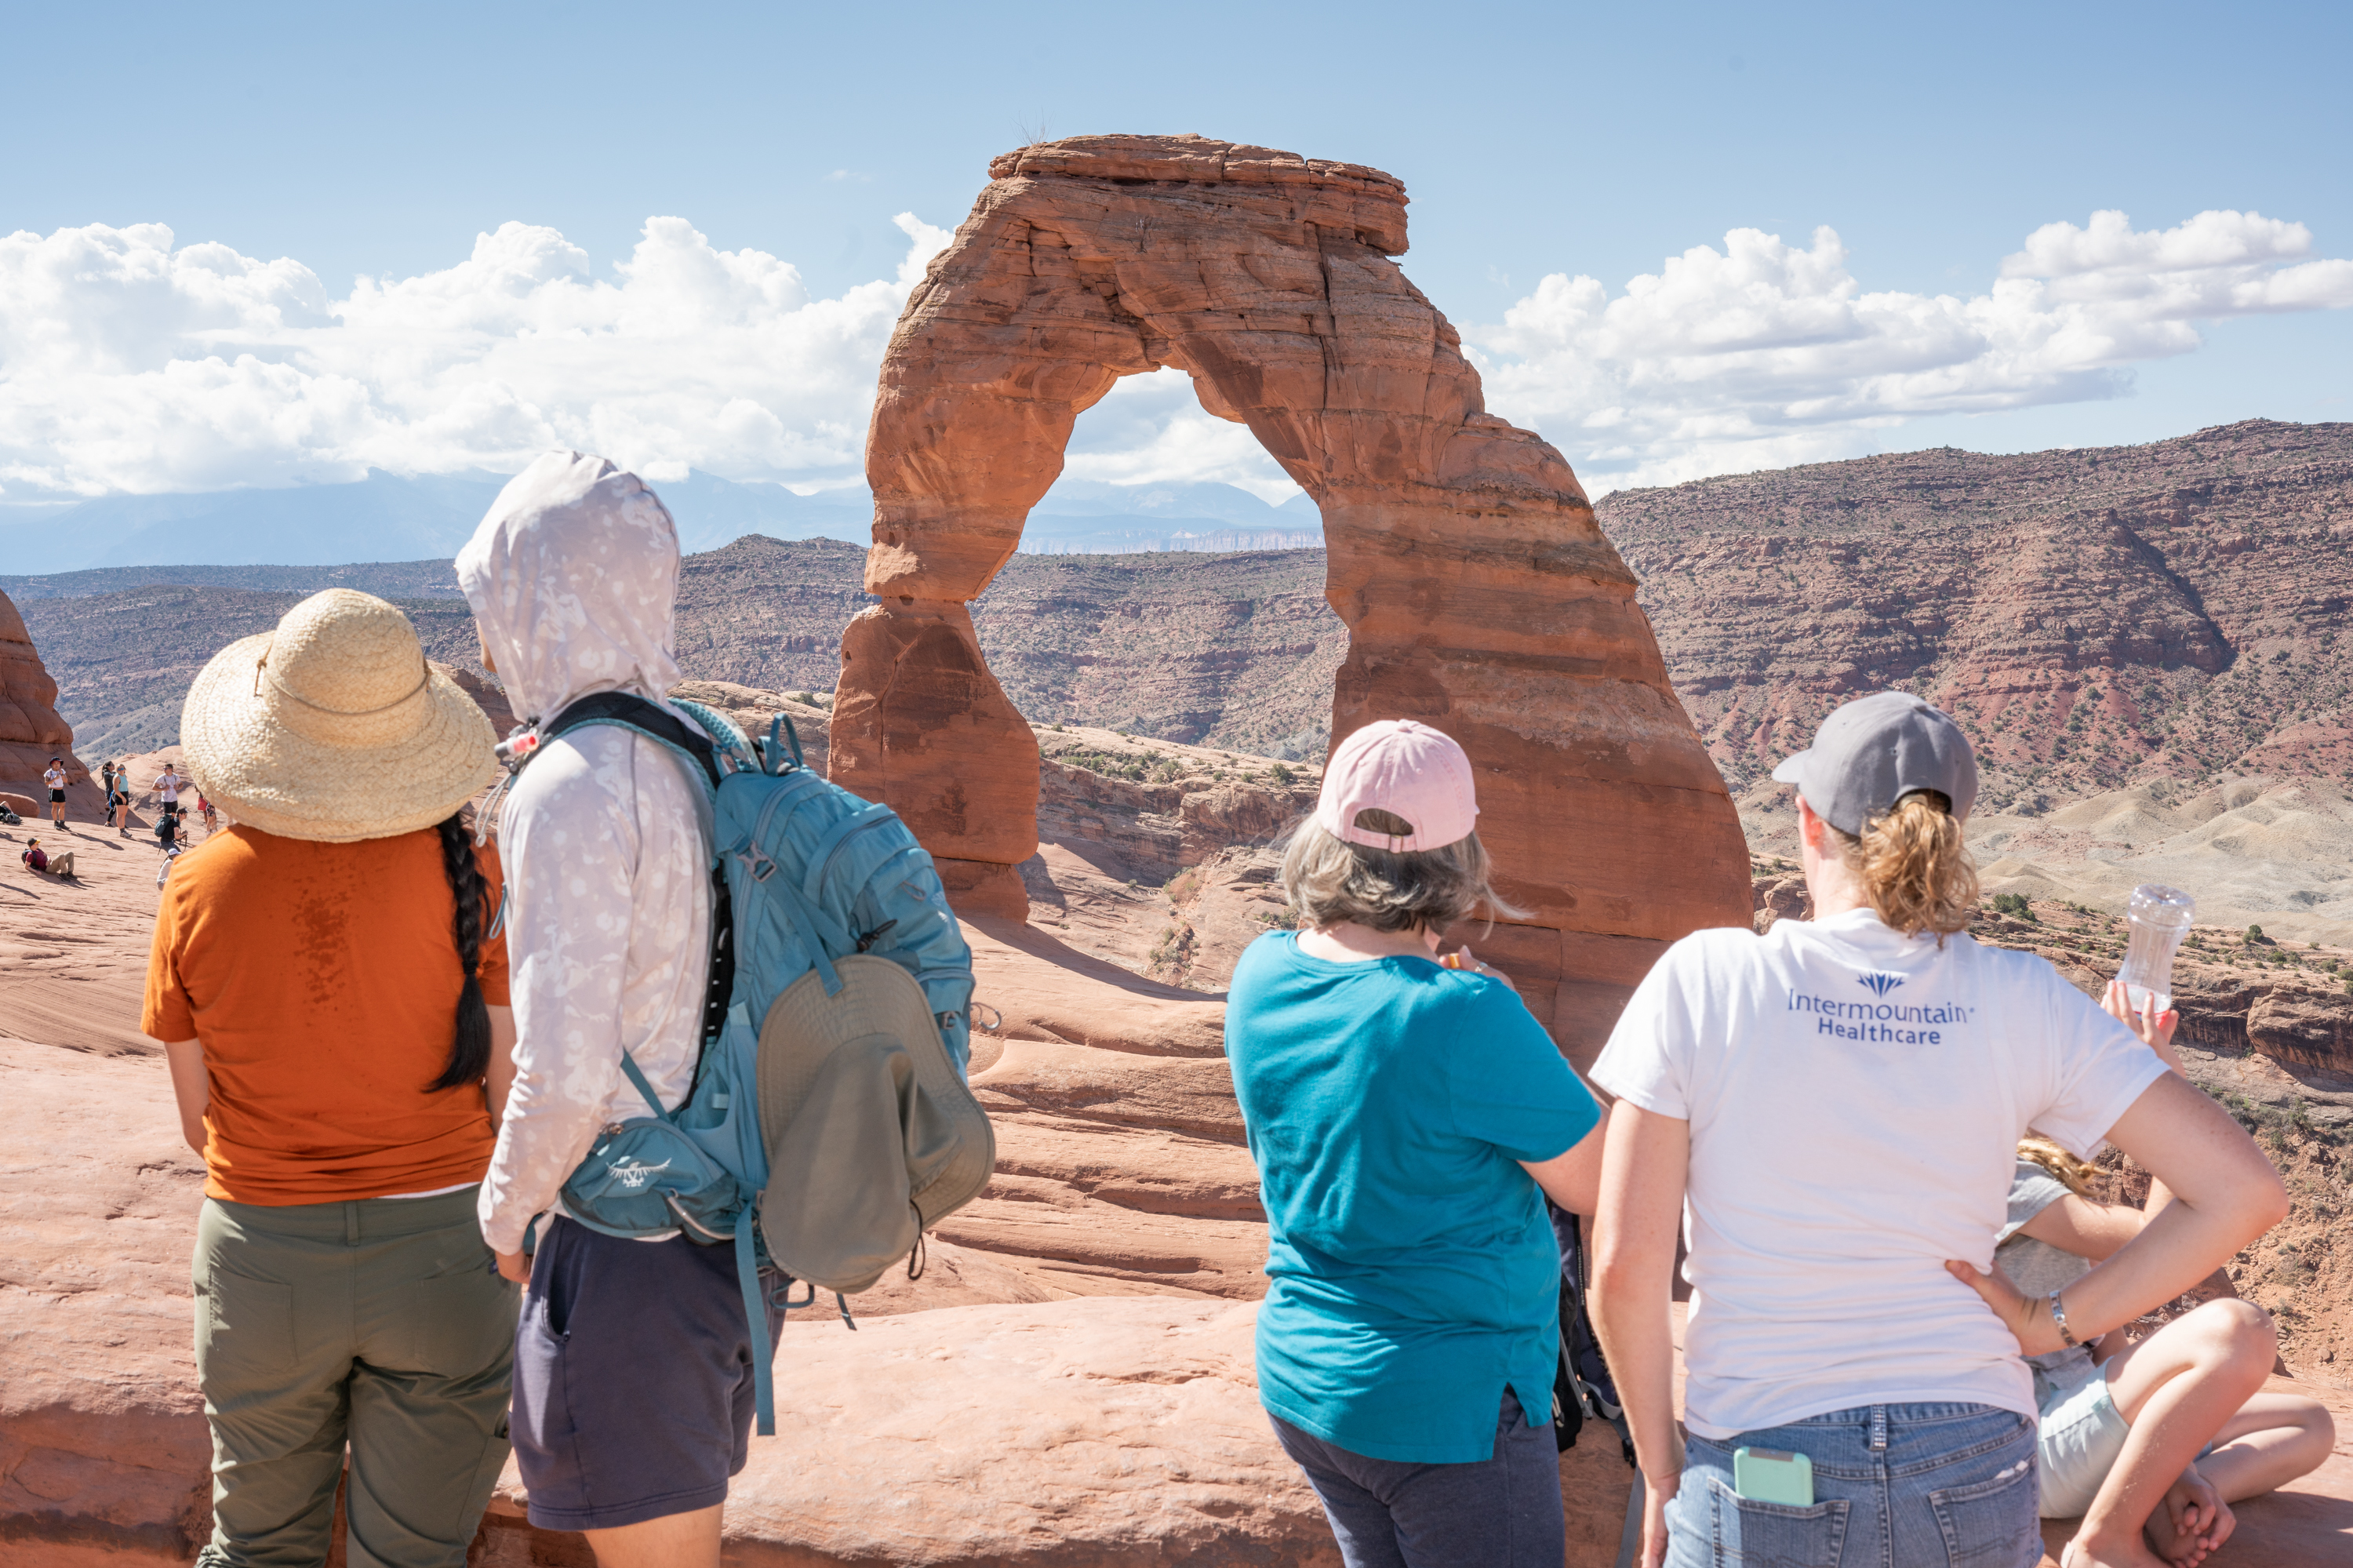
180,589,496,843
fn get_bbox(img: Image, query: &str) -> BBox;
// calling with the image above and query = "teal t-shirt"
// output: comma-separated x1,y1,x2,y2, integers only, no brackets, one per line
1226,930,1602,1463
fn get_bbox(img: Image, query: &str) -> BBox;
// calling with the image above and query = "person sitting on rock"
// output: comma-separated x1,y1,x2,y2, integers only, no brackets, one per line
22,836,75,878
1223,718,1605,1568
459,451,780,1568
2000,1058,2333,1566
1588,692,2289,1568
145,587,517,1568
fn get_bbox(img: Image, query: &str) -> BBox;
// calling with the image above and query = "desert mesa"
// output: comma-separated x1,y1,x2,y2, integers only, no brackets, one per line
4,135,2352,1568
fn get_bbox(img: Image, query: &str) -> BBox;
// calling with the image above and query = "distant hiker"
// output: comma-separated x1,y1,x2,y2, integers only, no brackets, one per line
198,792,219,835
23,837,75,878
100,759,118,799
1224,719,1604,1568
113,779,134,834
44,755,67,826
144,588,515,1568
1587,692,2289,1568
459,452,783,1567
154,761,183,812
1999,1037,2333,1563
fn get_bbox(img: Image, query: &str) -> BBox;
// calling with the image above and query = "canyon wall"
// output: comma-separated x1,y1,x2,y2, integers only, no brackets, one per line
1600,418,2353,811
831,134,1751,1050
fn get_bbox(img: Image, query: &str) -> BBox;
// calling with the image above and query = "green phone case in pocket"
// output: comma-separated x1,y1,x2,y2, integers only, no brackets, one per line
1733,1446,1814,1507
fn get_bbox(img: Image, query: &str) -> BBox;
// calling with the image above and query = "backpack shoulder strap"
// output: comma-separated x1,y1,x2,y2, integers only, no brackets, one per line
544,692,739,1050
545,691,722,791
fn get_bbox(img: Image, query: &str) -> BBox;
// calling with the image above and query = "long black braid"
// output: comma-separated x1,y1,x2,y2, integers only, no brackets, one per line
428,811,494,1093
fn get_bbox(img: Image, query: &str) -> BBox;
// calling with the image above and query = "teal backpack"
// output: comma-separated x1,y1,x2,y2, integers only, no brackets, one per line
500,691,986,1434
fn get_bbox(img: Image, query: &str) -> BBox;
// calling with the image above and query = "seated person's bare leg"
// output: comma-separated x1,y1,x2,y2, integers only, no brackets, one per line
2194,1387,2335,1501
585,1502,722,1568
2068,1300,2275,1568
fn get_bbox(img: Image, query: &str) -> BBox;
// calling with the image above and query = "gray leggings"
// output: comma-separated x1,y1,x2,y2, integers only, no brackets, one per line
1271,1390,1564,1568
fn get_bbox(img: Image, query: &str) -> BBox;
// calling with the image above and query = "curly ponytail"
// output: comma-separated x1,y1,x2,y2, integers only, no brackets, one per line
2018,1133,2098,1197
427,812,494,1093
1831,790,1978,940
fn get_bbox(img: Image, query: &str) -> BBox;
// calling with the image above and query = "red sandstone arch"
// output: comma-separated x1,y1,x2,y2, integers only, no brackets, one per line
831,134,1750,1060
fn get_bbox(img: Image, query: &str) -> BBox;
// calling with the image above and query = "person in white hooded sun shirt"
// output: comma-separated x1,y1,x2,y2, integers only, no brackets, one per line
458,452,777,1568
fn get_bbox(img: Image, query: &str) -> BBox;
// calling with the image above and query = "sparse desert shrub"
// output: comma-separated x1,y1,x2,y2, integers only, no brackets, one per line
1270,761,1297,785
1991,893,2035,921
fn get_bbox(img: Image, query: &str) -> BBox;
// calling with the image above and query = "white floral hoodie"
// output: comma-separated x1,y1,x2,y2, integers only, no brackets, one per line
457,451,719,1254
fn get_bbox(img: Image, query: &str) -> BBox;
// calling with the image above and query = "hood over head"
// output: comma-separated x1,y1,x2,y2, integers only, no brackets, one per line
456,452,684,725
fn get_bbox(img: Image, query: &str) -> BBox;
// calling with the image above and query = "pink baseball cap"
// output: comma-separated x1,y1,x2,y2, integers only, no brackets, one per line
1312,719,1479,852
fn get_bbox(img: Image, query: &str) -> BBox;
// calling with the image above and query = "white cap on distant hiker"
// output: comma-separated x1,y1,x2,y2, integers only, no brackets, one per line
1311,719,1479,852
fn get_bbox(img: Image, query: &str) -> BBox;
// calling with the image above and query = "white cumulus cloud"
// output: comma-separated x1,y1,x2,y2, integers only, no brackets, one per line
1467,209,2353,493
0,213,951,497
2,206,2346,506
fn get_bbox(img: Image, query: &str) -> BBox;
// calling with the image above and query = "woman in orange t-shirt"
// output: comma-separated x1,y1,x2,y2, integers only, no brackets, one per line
146,588,518,1568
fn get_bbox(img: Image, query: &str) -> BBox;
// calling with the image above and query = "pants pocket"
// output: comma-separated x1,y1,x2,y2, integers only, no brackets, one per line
1929,1456,2042,1568
195,1266,296,1390
1708,1475,1850,1566
398,1267,521,1377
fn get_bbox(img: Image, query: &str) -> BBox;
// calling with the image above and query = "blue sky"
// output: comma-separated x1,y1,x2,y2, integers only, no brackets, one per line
4,0,2349,502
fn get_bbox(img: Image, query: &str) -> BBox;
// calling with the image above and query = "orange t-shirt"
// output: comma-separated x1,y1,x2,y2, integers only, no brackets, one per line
144,824,512,1204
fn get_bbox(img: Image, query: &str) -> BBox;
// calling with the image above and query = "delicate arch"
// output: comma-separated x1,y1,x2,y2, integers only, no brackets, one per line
831,134,1749,1056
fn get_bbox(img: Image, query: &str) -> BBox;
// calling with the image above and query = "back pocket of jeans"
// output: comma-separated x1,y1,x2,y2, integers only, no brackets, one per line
1929,1457,2041,1568
1709,1476,1850,1566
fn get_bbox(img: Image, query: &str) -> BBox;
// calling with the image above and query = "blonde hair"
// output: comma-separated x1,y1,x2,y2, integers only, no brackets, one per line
2018,1133,2098,1198
1281,808,1522,935
1827,791,1978,939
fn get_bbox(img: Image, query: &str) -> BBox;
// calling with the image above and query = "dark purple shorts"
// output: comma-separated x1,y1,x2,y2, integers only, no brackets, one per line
511,1217,784,1531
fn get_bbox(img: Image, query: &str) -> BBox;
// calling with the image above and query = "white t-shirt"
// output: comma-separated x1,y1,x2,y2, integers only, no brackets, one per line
1590,906,2166,1439
158,771,180,801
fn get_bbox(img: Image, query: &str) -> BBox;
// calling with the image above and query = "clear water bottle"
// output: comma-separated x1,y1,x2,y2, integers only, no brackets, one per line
2118,883,2195,1015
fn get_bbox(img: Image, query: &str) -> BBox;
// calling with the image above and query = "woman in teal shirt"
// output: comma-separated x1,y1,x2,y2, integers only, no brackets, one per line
1227,719,1605,1568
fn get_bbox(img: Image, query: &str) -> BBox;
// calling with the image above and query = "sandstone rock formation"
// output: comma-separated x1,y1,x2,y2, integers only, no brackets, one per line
435,662,515,737
836,134,1751,1045
0,587,87,802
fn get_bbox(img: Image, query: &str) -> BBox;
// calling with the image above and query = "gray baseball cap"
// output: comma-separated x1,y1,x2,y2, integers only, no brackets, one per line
1770,691,1978,833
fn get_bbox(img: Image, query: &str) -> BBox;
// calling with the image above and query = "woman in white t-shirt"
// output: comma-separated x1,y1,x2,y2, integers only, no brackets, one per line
1587,693,2288,1568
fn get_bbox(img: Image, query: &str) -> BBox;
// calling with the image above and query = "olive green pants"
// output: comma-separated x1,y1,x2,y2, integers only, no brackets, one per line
193,1188,518,1568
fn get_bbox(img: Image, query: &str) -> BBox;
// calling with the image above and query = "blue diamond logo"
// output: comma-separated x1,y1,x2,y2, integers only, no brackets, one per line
1857,972,1905,997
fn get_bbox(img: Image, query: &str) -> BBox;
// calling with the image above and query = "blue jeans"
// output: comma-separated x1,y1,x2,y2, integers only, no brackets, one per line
1270,1390,1563,1568
1665,1402,2040,1568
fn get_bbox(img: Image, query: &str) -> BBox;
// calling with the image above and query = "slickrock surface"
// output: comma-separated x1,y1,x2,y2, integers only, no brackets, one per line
951,918,1266,1301
476,1299,1341,1567
1602,419,2353,807
0,587,91,806
844,133,1750,1049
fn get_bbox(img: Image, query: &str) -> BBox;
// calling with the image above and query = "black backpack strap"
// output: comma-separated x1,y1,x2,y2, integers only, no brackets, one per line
544,691,722,789
543,692,735,1050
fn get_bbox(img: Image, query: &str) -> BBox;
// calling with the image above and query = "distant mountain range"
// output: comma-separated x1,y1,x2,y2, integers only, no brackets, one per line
18,536,1338,762
0,469,1321,573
